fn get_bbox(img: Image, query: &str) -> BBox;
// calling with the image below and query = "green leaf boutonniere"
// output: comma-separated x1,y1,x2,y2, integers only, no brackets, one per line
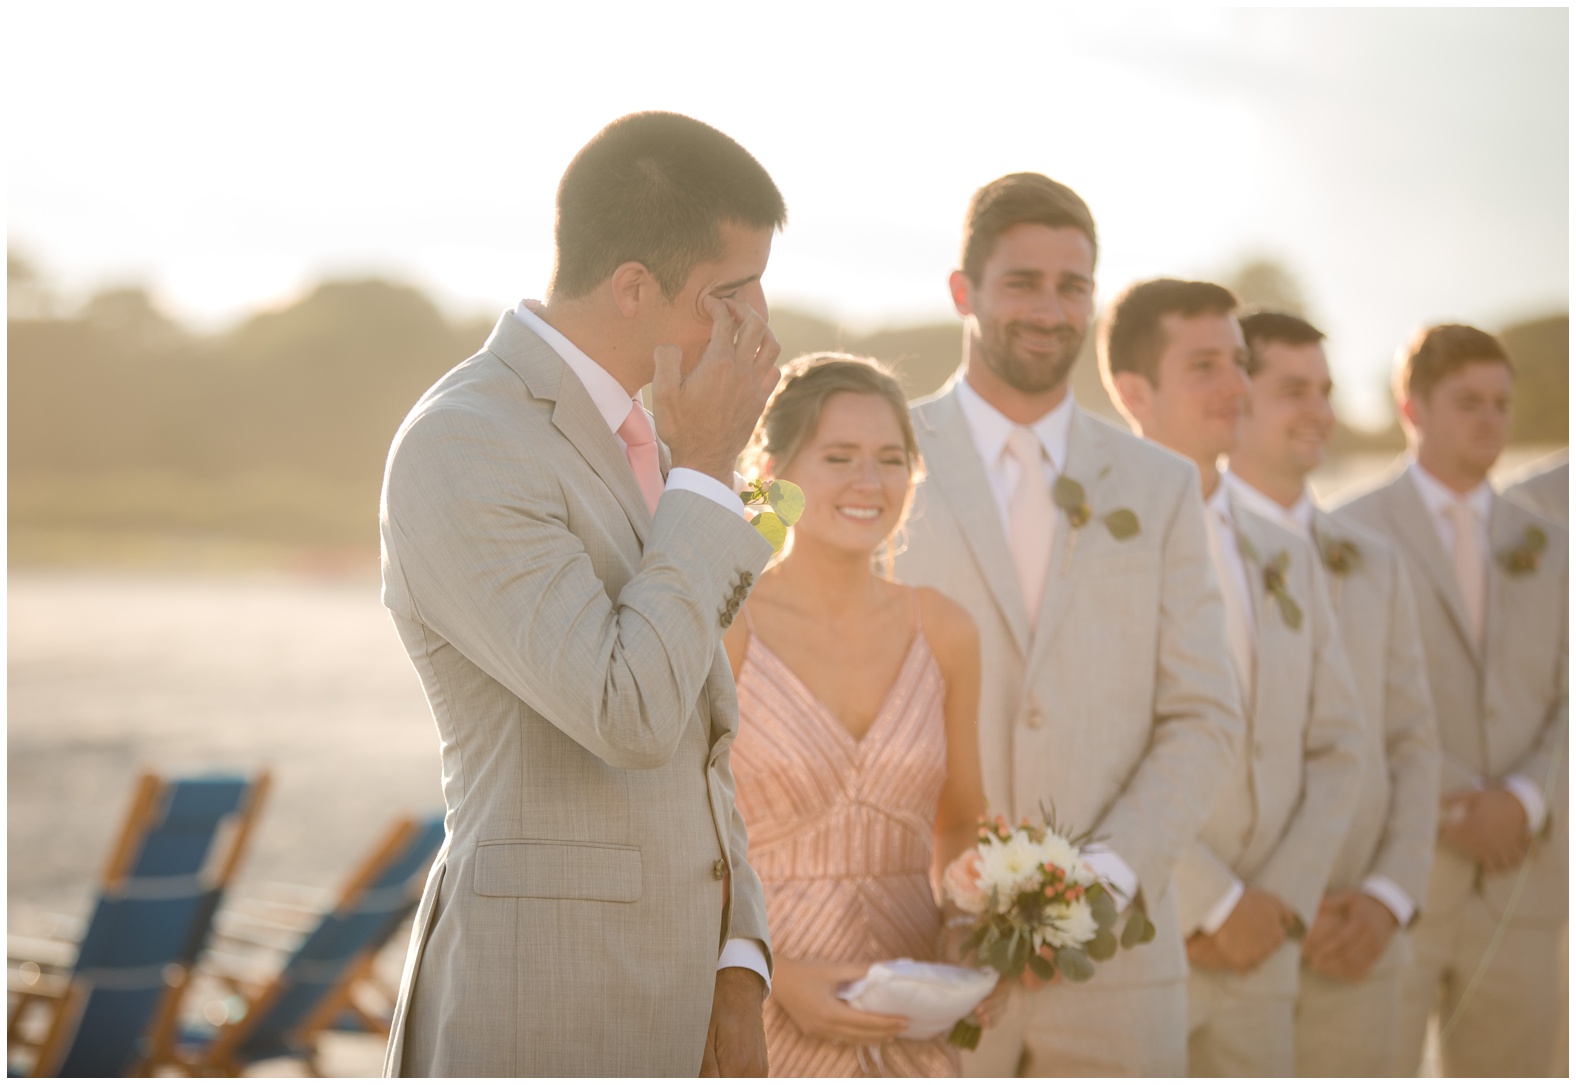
1237,531,1304,631
1316,533,1361,577
1051,476,1141,576
738,478,806,552
1499,525,1548,575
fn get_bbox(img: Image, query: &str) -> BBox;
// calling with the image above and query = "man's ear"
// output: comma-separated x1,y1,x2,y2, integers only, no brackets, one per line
1398,393,1421,434
948,270,975,318
609,261,657,318
1109,370,1153,433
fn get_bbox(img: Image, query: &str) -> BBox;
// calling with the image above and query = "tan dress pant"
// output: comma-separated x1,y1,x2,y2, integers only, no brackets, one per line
1186,941,1297,1077
960,979,1186,1077
1293,931,1409,1076
1394,893,1563,1077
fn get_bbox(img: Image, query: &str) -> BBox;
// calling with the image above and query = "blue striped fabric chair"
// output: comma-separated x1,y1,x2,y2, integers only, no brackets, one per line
177,813,444,1075
8,770,270,1077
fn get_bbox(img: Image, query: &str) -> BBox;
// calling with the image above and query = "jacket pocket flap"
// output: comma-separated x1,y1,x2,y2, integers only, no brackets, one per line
472,839,642,902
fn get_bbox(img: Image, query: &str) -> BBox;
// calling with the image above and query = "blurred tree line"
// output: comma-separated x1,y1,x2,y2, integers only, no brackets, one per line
8,250,1568,567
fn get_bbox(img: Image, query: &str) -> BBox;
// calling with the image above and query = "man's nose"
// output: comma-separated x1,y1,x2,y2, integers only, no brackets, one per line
746,283,769,323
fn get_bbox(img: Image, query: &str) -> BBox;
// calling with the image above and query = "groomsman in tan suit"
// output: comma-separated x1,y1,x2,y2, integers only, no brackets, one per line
1224,311,1440,1075
379,113,787,1076
895,175,1243,1076
1337,324,1568,1077
1102,279,1365,1077
1502,448,1568,526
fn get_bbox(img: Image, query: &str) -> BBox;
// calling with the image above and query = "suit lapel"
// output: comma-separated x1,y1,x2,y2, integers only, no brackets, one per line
915,387,1031,655
1029,407,1110,652
1483,494,1522,658
1230,497,1273,720
486,313,653,546
1382,474,1481,664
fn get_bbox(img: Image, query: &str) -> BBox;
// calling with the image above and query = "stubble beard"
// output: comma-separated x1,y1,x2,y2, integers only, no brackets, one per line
980,319,1085,396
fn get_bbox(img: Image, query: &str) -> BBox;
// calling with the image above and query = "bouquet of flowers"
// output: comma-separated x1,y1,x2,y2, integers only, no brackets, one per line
940,806,1156,1048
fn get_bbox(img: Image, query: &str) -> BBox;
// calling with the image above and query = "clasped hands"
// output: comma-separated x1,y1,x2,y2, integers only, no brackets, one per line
1439,786,1531,874
1186,886,1299,974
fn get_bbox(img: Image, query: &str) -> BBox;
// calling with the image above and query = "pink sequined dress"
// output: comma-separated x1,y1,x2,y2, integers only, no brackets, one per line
731,603,959,1077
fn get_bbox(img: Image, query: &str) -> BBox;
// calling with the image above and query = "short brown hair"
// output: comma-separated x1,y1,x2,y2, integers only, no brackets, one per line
959,173,1097,283
1239,310,1325,376
551,112,786,300
1397,323,1513,402
1100,278,1239,386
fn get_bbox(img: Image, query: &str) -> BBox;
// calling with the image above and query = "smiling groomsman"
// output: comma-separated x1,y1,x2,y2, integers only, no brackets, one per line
1222,311,1440,1075
1102,279,1364,1077
895,176,1242,1076
1337,324,1567,1077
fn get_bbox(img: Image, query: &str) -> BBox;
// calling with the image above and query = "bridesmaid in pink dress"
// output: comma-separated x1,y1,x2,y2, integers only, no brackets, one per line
724,354,992,1077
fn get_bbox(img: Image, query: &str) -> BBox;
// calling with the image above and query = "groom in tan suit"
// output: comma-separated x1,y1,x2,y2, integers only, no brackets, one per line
1337,324,1568,1077
895,175,1243,1076
379,113,786,1076
1224,311,1440,1076
1102,279,1365,1077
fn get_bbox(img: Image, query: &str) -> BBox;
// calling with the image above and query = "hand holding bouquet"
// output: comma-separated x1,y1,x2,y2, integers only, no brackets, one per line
940,806,1156,1048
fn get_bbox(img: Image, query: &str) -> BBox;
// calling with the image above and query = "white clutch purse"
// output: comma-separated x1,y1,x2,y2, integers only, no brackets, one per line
836,958,998,1041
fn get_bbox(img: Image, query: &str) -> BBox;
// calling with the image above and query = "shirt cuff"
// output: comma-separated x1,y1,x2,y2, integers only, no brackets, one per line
1081,843,1139,908
1199,878,1245,936
717,938,771,994
667,467,747,517
1358,874,1416,927
1501,774,1547,834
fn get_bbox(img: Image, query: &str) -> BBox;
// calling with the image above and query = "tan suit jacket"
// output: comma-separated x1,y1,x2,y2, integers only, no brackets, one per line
378,314,773,1076
1175,499,1365,997
895,386,1242,1071
1307,507,1440,911
1338,466,1568,924
1503,451,1568,526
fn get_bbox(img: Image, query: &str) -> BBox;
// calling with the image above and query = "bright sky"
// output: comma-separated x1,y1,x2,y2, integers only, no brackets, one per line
7,3,1568,427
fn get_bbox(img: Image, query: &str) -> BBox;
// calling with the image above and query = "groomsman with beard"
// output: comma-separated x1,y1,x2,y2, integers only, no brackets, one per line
1101,279,1364,1077
1222,311,1441,1075
895,175,1243,1076
1336,324,1568,1077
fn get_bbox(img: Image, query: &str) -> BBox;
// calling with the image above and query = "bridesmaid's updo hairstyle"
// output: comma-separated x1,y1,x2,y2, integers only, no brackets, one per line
744,353,924,483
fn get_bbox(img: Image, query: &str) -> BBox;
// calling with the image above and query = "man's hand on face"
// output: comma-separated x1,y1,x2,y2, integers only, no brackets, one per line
655,297,781,487
699,966,769,1077
1440,788,1532,874
1301,890,1399,982
1198,887,1290,974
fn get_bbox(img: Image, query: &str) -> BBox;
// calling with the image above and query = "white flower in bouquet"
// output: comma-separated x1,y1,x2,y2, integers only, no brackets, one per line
1039,897,1098,949
1036,832,1094,885
979,828,1045,899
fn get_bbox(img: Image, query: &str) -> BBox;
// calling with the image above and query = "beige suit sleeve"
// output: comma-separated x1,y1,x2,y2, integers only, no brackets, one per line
1366,551,1442,907
385,405,773,770
1254,562,1366,926
1174,839,1243,935
1093,471,1245,909
717,745,772,966
1506,558,1568,821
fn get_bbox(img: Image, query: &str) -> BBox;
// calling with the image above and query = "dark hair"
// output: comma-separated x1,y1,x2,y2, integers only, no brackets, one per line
1239,310,1326,376
1397,323,1513,402
1100,278,1239,386
959,173,1097,283
550,112,786,300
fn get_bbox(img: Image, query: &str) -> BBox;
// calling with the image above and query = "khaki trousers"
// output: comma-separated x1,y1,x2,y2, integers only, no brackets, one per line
960,979,1186,1077
1186,942,1297,1077
1293,932,1408,1076
1394,893,1563,1077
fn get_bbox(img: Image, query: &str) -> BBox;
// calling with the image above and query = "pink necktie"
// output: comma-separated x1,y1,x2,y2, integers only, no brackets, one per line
1446,501,1485,645
1005,427,1055,628
618,400,663,517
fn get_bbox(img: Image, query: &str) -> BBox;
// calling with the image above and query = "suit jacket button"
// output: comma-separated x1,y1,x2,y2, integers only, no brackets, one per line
1024,709,1044,730
713,859,727,880
740,571,754,586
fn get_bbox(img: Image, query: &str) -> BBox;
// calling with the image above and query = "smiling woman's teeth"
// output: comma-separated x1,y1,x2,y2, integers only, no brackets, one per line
838,507,881,520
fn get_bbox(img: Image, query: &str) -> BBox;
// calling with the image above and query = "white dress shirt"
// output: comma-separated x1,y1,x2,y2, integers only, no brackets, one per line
1224,472,1418,926
1407,461,1546,834
512,301,767,987
952,379,1139,906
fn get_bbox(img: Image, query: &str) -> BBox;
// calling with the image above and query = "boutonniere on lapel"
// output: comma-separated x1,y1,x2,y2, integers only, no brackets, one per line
1498,525,1548,576
738,478,805,552
1314,532,1361,577
1051,473,1140,576
1236,531,1304,631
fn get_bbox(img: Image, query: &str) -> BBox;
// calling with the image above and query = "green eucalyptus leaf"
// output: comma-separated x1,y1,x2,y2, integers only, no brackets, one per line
1090,890,1118,929
959,925,986,957
1052,476,1086,511
1527,525,1548,551
947,1018,983,1051
1055,945,1095,983
1276,591,1303,631
1103,508,1140,539
1122,908,1157,948
1086,928,1118,961
751,511,787,552
765,479,806,525
1027,952,1057,981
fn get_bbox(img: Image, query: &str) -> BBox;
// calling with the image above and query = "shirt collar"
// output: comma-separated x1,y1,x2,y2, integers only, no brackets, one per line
954,375,1075,473
512,300,636,434
1224,470,1314,537
1206,475,1235,526
1407,459,1493,524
